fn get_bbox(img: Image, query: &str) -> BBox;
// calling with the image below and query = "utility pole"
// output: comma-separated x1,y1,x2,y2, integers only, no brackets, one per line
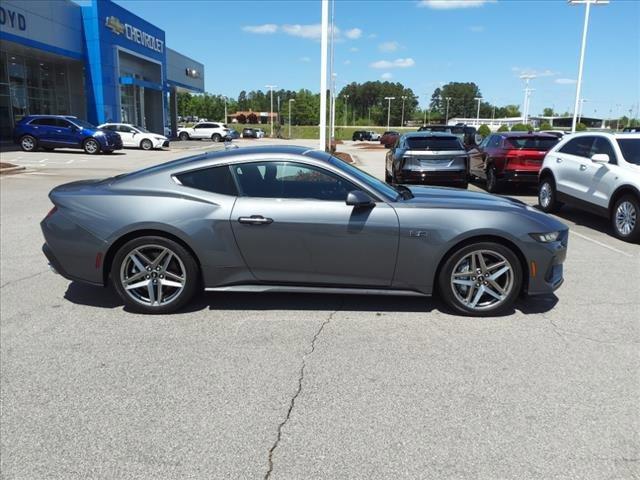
328,0,336,143
265,84,277,137
318,0,328,150
384,97,395,129
569,0,609,133
615,103,621,130
445,97,452,124
223,96,228,123
520,74,535,125
343,94,349,127
400,95,407,127
423,93,429,125
288,98,295,138
474,97,482,126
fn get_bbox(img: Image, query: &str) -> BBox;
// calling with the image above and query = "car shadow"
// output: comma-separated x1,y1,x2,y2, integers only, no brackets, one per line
531,204,615,237
470,179,538,197
64,282,559,317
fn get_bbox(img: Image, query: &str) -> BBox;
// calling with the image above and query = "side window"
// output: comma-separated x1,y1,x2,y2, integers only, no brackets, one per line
232,161,357,201
31,118,57,126
559,136,596,158
211,124,220,129
102,125,117,131
479,135,491,149
592,137,617,164
176,165,237,196
489,136,501,148
118,126,133,133
194,124,204,129
56,119,72,128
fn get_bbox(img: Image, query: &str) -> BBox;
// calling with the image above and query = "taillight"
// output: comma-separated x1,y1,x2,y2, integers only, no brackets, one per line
45,206,58,219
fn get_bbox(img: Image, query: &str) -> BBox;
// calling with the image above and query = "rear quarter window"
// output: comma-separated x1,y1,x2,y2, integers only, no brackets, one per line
176,165,237,196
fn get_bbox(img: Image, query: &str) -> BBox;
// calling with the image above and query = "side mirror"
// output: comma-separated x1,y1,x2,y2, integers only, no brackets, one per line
346,190,375,208
474,134,483,145
590,153,609,164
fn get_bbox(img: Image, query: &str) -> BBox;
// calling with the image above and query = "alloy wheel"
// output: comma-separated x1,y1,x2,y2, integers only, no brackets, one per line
85,139,98,154
450,249,514,311
615,200,637,236
119,244,186,307
539,182,552,209
21,136,35,151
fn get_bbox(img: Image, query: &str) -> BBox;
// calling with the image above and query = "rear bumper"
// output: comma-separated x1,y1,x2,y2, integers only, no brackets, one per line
398,169,467,186
498,170,539,184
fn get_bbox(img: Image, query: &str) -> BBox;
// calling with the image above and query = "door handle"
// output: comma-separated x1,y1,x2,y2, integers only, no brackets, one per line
556,158,562,163
579,164,587,171
238,215,273,225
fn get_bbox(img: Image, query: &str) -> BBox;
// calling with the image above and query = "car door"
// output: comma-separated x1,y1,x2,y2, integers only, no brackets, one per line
54,118,80,147
553,136,596,199
29,118,58,145
191,123,208,139
469,135,491,177
575,137,619,208
230,160,400,286
117,125,136,147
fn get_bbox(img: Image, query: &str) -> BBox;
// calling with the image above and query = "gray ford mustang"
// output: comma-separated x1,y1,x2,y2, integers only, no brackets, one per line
41,145,568,316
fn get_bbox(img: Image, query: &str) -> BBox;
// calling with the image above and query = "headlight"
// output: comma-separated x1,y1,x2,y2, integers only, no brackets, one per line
529,231,560,243
94,131,105,136
154,136,165,141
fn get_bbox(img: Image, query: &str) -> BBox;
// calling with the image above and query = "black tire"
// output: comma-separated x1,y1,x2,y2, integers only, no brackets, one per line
211,133,222,143
103,150,114,154
83,138,100,155
179,132,190,141
458,181,469,190
486,165,500,193
538,175,562,213
140,139,153,150
385,169,392,183
111,236,199,314
438,241,522,317
19,135,38,152
611,194,640,242
43,147,55,152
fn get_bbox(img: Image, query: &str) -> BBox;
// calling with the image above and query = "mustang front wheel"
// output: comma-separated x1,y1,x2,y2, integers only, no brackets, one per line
112,236,199,314
439,242,522,316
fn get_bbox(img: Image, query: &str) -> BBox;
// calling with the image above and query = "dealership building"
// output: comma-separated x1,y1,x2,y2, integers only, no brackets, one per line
0,0,204,140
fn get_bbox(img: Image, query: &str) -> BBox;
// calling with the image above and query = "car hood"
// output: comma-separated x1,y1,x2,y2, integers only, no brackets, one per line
398,185,528,211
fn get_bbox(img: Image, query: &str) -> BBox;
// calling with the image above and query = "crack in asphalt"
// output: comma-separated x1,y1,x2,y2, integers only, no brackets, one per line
0,269,48,290
548,317,639,346
264,309,339,480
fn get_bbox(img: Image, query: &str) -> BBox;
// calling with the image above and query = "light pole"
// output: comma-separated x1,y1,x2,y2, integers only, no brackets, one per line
400,95,407,127
445,97,452,124
578,98,588,123
330,73,337,140
318,0,329,150
569,0,609,133
474,97,482,126
288,98,295,138
223,96,228,123
615,103,621,130
343,94,349,127
384,96,395,129
520,74,535,125
328,0,336,142
423,93,429,125
265,84,277,137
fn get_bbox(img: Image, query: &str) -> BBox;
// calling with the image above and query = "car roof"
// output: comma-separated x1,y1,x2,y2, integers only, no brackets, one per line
498,132,557,137
563,131,640,139
404,131,458,138
26,114,77,119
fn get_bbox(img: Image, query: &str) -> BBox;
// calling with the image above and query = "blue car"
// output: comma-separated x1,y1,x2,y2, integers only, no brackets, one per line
226,129,240,140
13,115,123,154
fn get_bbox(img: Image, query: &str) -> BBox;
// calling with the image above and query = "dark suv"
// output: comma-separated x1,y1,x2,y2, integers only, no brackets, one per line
13,115,123,154
418,124,479,149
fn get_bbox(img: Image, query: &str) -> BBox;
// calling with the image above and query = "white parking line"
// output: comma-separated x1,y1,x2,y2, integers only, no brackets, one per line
570,230,634,258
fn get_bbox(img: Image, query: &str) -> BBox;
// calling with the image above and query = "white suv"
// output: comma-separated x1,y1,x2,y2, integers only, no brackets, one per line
177,122,230,142
538,132,640,242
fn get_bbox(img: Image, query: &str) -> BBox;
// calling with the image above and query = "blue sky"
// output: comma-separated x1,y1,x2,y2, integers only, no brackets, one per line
114,0,639,117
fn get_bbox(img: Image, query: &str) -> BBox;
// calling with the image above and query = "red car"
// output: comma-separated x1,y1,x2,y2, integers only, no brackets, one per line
380,131,400,148
469,132,559,192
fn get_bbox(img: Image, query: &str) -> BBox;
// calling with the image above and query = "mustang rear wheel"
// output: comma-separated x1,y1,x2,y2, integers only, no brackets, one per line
112,236,199,314
438,242,522,316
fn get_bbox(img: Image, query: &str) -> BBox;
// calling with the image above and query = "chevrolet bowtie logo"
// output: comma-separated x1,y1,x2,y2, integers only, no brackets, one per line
105,16,124,35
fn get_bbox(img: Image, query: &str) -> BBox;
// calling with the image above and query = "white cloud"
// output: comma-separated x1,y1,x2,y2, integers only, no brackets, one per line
418,0,496,9
345,28,362,39
512,67,558,77
242,24,278,34
469,25,485,32
343,60,352,65
555,78,577,85
381,72,393,80
300,56,311,62
370,58,416,69
350,47,359,52
379,41,399,52
282,24,324,39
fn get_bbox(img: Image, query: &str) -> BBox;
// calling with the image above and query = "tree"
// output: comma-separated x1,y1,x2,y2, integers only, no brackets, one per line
498,124,510,132
511,123,533,132
543,107,555,117
539,122,552,131
576,122,587,132
435,82,482,119
247,112,258,124
478,124,491,137
236,113,247,124
430,87,442,111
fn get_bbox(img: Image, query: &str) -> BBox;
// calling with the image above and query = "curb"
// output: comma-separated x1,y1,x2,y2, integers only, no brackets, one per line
0,165,26,175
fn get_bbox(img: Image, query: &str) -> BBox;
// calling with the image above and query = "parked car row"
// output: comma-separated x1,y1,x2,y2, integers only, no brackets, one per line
352,130,381,141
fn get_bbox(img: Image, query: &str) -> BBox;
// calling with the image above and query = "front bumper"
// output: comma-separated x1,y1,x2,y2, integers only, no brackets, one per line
524,229,568,295
398,169,467,186
100,136,123,150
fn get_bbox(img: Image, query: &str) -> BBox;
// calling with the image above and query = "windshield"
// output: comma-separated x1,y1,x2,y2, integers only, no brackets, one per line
504,136,558,151
617,139,640,165
133,125,150,133
407,136,463,151
72,119,97,129
328,155,399,201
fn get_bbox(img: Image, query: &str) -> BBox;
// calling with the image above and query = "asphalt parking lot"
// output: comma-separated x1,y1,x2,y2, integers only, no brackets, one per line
1,139,638,479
